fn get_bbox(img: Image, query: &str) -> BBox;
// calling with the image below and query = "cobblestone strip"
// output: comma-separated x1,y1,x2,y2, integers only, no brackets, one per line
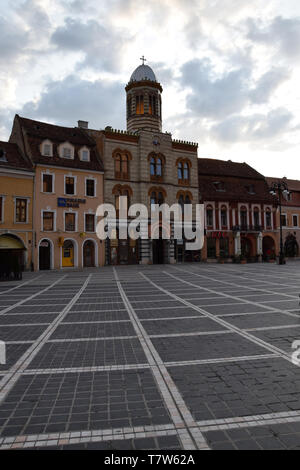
0,275,44,296
197,410,300,432
141,272,296,365
0,275,91,403
113,268,209,451
0,423,179,450
0,275,67,315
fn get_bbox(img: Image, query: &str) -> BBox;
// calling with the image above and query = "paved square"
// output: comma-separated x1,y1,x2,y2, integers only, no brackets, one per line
1,262,300,450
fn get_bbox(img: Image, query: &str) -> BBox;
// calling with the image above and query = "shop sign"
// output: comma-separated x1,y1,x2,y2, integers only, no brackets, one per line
57,197,86,208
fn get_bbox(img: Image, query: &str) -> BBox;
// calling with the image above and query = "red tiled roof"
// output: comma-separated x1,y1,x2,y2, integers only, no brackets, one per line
17,116,104,172
266,177,300,192
198,159,274,204
198,158,265,180
0,141,33,172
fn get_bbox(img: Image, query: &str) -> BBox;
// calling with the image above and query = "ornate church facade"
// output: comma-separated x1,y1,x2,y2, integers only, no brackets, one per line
87,61,199,265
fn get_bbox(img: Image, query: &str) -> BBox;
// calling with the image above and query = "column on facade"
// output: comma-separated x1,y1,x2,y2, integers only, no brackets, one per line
234,231,241,256
257,232,263,261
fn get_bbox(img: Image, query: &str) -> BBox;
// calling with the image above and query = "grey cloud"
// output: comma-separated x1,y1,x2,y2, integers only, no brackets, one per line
180,58,250,119
211,107,293,146
17,0,51,35
249,67,289,104
20,75,125,130
247,16,300,59
0,16,29,64
51,17,133,71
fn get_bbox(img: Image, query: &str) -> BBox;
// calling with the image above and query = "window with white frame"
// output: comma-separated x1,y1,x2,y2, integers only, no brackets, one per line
42,211,55,231
85,178,95,197
65,212,76,231
65,176,75,195
206,206,213,227
281,213,287,227
85,214,95,232
41,140,53,157
59,142,74,159
266,209,272,228
220,206,227,227
80,148,90,162
15,198,28,223
293,215,298,227
42,173,53,193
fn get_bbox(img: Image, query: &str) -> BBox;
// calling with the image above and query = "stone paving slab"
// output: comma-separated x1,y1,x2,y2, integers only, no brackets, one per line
0,343,34,372
64,310,130,322
142,317,229,335
0,314,58,325
167,357,300,421
27,338,147,369
252,327,300,353
49,322,137,340
0,369,172,437
0,325,48,342
203,421,300,450
152,332,267,362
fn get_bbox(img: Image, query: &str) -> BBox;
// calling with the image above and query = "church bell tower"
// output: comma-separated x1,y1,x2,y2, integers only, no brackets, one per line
125,57,163,133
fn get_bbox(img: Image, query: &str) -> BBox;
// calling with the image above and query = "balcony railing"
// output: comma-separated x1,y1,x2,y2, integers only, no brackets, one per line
232,224,262,232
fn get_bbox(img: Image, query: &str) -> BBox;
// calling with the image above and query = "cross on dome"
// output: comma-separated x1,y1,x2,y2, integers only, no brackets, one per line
140,55,147,65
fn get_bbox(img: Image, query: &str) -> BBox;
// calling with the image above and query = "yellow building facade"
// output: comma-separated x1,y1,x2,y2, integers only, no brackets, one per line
0,142,34,272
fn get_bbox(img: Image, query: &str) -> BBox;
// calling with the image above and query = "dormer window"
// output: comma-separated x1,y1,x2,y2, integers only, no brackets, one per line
80,147,90,162
41,140,53,157
213,181,225,192
63,147,71,158
246,184,255,194
59,142,74,159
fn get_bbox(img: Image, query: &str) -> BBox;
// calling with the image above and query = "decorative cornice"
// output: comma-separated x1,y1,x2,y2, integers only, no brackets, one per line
125,80,163,93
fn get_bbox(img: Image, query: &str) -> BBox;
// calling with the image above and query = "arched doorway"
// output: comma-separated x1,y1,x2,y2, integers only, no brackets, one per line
83,240,95,267
0,234,25,279
263,236,275,260
39,239,51,270
62,240,75,267
241,237,252,258
285,234,299,257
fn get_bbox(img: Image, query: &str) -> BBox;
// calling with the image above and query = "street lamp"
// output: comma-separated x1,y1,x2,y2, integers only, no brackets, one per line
269,180,290,265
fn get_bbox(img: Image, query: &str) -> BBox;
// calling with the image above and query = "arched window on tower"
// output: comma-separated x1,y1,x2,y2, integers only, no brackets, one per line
136,95,144,114
177,159,191,184
183,162,189,180
149,95,157,115
178,162,183,180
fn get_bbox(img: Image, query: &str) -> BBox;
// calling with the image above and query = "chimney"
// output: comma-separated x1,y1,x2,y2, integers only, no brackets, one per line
78,120,89,129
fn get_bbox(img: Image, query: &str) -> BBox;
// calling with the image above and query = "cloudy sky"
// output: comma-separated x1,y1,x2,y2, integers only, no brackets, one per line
1,0,300,178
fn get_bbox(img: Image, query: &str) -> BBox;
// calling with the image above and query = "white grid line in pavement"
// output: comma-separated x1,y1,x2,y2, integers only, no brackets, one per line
148,330,231,338
0,274,45,296
113,267,210,451
0,275,92,403
197,410,300,433
47,335,138,343
141,272,297,366
61,320,132,325
22,363,151,375
164,353,279,367
0,275,67,315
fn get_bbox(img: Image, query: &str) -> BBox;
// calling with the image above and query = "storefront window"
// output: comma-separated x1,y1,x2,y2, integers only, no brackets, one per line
207,238,216,258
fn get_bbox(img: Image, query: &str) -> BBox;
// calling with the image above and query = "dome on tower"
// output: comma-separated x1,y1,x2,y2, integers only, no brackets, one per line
130,64,157,83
